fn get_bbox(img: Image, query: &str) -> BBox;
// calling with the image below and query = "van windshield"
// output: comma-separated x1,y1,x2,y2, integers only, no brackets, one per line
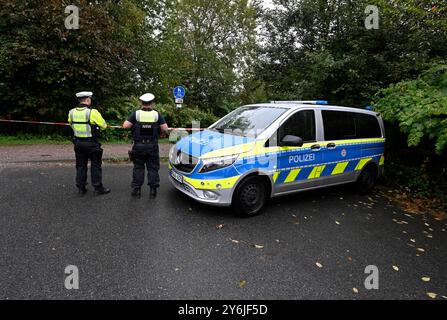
210,106,288,138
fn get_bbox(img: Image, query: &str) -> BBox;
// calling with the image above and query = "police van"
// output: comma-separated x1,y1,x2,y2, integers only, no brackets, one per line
168,101,385,217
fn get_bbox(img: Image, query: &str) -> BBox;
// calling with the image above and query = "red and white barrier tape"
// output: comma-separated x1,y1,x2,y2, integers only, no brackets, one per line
0,119,203,131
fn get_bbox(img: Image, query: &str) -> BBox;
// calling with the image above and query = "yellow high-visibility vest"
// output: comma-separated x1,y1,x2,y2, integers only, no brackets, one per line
136,110,158,123
68,107,107,138
69,108,92,138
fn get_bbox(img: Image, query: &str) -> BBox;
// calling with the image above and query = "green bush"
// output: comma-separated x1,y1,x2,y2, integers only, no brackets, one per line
382,156,447,204
373,64,447,154
102,96,140,121
155,104,218,128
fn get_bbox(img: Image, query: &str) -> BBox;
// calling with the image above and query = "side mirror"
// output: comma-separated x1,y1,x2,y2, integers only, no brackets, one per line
281,135,303,147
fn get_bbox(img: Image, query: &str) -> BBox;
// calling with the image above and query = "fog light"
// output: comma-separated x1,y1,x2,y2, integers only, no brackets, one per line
203,190,218,200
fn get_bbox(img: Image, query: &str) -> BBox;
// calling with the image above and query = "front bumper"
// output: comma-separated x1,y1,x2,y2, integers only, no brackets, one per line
168,168,233,207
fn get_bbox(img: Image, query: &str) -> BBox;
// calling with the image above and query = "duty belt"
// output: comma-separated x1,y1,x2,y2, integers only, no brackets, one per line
74,137,97,142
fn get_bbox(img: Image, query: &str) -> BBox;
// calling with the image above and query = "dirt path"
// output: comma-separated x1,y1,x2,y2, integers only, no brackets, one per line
0,143,172,164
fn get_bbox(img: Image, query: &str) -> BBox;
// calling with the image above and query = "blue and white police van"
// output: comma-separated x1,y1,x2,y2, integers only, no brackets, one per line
169,101,385,216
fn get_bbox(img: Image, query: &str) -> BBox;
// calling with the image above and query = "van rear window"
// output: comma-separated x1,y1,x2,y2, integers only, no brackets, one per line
356,113,382,138
322,111,381,140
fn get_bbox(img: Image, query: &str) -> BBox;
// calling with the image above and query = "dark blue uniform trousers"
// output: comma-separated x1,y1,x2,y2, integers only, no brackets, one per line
131,143,160,188
74,140,103,188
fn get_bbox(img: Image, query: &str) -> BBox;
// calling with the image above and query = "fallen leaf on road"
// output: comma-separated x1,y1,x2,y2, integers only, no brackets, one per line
230,239,239,244
254,244,264,249
335,221,340,225
392,219,408,225
392,265,399,272
417,248,425,252
424,223,430,227
427,292,437,299
421,277,430,282
347,256,353,262
215,224,225,230
433,211,446,220
353,288,359,293
410,239,416,243
316,262,323,268
239,280,247,288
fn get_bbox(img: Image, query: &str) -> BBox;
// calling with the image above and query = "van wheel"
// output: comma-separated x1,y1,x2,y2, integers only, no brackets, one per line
356,164,377,194
233,176,267,217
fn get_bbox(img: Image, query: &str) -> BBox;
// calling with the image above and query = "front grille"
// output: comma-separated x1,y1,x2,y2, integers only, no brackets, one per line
171,148,199,173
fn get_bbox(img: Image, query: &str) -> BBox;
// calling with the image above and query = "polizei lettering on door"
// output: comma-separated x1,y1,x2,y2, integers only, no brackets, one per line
289,153,315,164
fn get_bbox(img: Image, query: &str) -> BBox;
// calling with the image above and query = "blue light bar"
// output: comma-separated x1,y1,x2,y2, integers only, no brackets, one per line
315,100,328,105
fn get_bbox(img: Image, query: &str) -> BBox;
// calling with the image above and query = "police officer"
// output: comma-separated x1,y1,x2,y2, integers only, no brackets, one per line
122,93,169,198
68,91,111,196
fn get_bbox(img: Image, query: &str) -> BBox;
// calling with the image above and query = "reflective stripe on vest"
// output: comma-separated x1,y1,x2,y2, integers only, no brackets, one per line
70,108,92,138
136,110,158,123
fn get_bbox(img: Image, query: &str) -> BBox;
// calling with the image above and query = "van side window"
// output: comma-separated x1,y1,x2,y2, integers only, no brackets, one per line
357,113,382,138
281,110,316,142
322,111,357,140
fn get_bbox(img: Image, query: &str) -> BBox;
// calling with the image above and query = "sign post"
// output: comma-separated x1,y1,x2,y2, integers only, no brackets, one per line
173,86,186,108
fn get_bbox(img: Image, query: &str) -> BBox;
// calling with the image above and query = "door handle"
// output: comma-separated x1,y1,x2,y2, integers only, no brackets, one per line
311,144,321,151
327,143,336,149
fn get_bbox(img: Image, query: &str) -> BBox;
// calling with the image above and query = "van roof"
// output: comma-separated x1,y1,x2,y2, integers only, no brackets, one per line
245,102,379,116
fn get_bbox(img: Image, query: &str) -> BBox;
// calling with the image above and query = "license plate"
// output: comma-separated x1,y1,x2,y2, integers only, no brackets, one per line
171,170,183,184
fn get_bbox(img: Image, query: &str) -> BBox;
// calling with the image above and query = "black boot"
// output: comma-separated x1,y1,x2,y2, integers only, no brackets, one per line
94,185,111,195
78,187,87,196
149,187,157,198
131,187,141,198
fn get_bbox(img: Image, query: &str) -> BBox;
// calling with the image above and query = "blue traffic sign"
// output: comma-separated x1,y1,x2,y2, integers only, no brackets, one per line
173,86,186,99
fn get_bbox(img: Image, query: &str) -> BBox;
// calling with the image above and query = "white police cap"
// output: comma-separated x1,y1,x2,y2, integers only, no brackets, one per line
139,93,155,103
75,91,93,98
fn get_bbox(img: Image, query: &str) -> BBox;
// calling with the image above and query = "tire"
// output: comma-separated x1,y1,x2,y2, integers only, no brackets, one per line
356,164,377,195
233,176,268,217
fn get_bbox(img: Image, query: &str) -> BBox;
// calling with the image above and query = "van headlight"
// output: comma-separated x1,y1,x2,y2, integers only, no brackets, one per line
199,154,239,173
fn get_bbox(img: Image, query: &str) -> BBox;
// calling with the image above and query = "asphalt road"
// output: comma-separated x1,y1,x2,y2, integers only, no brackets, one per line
1,163,446,299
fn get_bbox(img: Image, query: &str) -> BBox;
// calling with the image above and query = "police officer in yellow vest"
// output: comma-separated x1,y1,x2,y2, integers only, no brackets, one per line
122,93,169,198
68,91,111,196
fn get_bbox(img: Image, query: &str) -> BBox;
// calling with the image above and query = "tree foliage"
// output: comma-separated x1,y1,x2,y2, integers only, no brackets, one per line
152,0,260,115
374,64,447,153
256,0,447,107
0,0,152,120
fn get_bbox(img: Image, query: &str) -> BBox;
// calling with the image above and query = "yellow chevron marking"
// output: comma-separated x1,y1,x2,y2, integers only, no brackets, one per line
308,165,326,179
379,155,385,165
331,162,349,175
355,158,372,171
273,171,280,183
284,169,301,183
